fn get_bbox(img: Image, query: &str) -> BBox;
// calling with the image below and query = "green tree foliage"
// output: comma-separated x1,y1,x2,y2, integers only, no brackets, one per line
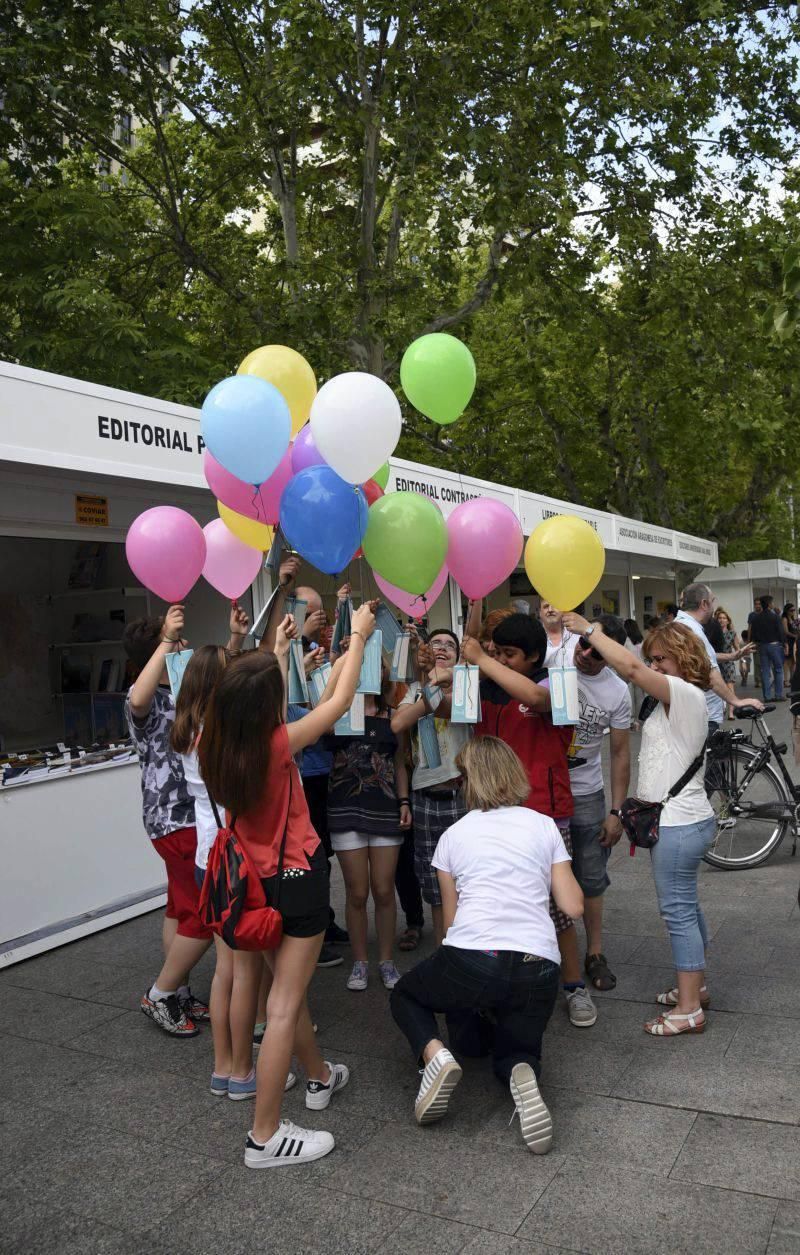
2,2,800,556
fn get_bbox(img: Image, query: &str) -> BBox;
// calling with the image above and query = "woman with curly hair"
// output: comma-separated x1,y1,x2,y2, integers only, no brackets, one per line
563,614,716,1038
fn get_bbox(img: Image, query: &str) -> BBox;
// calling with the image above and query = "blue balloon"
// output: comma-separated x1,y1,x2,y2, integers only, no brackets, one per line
280,466,368,575
201,375,291,485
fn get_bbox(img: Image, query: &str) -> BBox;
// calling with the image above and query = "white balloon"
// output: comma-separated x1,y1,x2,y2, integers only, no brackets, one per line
310,372,402,485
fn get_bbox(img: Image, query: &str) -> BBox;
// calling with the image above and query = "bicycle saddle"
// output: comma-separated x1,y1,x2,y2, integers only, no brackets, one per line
734,704,775,718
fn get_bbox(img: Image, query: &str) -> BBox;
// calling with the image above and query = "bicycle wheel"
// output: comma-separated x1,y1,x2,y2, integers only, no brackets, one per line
704,744,790,869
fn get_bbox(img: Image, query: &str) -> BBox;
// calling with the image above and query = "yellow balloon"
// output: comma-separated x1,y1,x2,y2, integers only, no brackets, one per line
524,515,605,611
218,501,274,551
237,345,317,437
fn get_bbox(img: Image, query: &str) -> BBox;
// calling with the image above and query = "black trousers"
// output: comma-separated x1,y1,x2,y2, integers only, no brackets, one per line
394,828,424,929
390,946,559,1082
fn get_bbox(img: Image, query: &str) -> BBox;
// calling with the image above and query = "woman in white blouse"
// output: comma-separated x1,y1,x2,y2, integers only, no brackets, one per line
564,614,716,1037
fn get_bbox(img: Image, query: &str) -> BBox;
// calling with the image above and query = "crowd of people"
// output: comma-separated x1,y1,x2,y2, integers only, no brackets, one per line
123,567,768,1169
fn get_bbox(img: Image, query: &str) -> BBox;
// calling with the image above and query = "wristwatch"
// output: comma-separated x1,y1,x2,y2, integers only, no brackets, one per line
583,623,596,637
610,808,621,818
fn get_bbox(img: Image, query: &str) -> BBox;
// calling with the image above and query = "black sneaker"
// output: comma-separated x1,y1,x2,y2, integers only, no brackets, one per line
317,944,343,968
140,992,199,1037
178,988,210,1021
325,922,350,945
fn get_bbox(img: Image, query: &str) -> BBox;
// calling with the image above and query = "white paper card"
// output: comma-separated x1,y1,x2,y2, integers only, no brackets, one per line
550,666,580,725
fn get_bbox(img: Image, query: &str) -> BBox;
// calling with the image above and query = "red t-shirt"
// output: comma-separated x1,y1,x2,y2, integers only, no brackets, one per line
476,680,574,819
233,725,320,878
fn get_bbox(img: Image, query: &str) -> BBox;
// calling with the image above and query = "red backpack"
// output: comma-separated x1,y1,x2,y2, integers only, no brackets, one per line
199,783,290,951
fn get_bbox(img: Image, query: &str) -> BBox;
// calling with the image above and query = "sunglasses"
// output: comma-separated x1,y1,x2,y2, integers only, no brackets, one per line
578,636,603,662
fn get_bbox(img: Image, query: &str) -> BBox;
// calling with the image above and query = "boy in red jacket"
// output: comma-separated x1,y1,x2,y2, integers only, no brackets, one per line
461,614,597,1028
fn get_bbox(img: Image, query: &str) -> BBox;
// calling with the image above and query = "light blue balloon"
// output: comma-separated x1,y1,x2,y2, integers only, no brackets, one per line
201,375,291,486
280,466,368,575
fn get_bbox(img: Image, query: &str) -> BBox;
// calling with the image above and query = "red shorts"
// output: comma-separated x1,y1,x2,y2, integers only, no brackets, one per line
153,827,212,941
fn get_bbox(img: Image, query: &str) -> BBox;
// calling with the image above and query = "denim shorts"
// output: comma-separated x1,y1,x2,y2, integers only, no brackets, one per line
569,790,610,898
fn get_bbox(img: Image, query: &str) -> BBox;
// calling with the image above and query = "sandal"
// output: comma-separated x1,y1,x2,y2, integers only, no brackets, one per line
656,986,710,1009
398,927,422,952
584,952,616,991
644,1009,705,1036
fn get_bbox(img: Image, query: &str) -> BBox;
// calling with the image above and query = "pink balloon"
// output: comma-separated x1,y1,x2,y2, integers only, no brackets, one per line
201,519,264,599
292,424,326,473
447,498,523,599
204,447,293,525
126,506,206,602
374,564,450,618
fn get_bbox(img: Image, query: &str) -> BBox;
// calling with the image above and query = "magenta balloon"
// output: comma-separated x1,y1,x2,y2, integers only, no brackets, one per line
446,498,523,599
374,563,450,618
125,506,206,602
201,519,264,599
204,446,292,525
291,423,326,473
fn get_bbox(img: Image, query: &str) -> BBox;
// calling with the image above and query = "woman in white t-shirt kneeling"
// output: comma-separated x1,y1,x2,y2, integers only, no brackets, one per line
389,737,583,1155
564,614,718,1037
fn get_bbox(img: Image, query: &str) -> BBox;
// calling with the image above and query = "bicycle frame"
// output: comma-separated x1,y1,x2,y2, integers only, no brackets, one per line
721,717,800,850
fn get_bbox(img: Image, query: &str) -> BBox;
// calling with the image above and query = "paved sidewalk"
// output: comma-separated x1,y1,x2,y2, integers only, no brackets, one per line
1,703,799,1254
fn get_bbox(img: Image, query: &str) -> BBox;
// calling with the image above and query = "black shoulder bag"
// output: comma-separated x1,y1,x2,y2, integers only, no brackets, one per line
619,741,708,854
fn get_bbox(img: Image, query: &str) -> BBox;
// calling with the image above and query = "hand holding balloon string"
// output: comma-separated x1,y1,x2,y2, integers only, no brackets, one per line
275,614,299,657
160,605,187,650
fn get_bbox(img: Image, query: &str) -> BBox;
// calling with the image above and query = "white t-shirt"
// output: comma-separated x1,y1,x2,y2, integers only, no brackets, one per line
675,611,724,725
181,748,219,871
636,675,713,826
401,682,472,789
570,666,632,796
431,806,571,963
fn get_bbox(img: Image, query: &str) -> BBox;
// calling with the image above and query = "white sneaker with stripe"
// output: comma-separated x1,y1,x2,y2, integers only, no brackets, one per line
244,1119,335,1168
305,1060,350,1110
509,1062,553,1154
414,1048,462,1125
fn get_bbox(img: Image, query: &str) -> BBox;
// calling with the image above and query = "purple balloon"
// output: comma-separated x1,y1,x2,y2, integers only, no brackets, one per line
204,447,293,525
447,498,523,600
291,423,326,474
126,506,206,602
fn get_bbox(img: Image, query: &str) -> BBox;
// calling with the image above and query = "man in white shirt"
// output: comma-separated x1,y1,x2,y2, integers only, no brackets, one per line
676,583,760,731
559,616,631,1002
541,599,574,668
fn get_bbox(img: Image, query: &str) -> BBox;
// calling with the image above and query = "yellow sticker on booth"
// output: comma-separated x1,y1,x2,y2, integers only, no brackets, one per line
75,494,109,527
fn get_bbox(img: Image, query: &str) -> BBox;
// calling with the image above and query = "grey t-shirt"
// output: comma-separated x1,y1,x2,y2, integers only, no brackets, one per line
125,686,194,840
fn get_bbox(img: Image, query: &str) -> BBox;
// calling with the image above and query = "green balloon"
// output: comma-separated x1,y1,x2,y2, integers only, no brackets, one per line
400,332,476,426
363,493,448,594
373,461,390,490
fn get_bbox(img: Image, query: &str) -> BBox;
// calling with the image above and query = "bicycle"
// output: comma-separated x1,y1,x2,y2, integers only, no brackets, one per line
704,703,800,870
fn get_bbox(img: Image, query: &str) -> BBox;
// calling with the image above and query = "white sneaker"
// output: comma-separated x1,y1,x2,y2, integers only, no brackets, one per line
285,1070,298,1092
305,1061,350,1110
414,1048,463,1125
565,985,597,1027
244,1119,334,1168
510,1062,553,1155
347,961,368,991
379,961,401,990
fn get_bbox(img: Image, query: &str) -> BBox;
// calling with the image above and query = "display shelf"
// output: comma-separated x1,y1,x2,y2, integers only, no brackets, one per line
49,587,147,602
49,640,126,649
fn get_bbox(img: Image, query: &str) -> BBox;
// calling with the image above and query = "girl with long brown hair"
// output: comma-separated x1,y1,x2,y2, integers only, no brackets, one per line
563,614,717,1038
200,604,376,1169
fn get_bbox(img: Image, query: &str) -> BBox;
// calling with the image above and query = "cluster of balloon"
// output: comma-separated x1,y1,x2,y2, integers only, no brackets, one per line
524,515,606,610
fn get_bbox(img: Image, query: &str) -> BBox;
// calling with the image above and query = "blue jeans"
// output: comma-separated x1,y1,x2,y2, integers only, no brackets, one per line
390,946,559,1082
650,817,716,971
759,642,785,701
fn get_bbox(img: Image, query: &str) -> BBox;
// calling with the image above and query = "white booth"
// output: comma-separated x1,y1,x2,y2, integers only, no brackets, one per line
0,361,718,966
695,559,800,633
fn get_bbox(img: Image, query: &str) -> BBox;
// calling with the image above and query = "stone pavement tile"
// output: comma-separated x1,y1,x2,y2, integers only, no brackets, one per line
0,1127,219,1230
483,1091,697,1177
724,1012,800,1064
626,932,776,972
517,1163,778,1255
309,976,400,1040
579,931,646,967
0,1202,139,1255
0,981,128,1044
0,1098,64,1173
599,903,668,938
593,961,680,1004
0,949,152,1004
374,1211,570,1255
548,992,741,1056
320,1002,414,1062
540,1035,637,1098
705,971,800,1017
324,1122,563,1234
670,1112,800,1200
66,1006,211,1074
0,1028,110,1094
768,1202,800,1254
152,1166,404,1255
612,1048,800,1124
